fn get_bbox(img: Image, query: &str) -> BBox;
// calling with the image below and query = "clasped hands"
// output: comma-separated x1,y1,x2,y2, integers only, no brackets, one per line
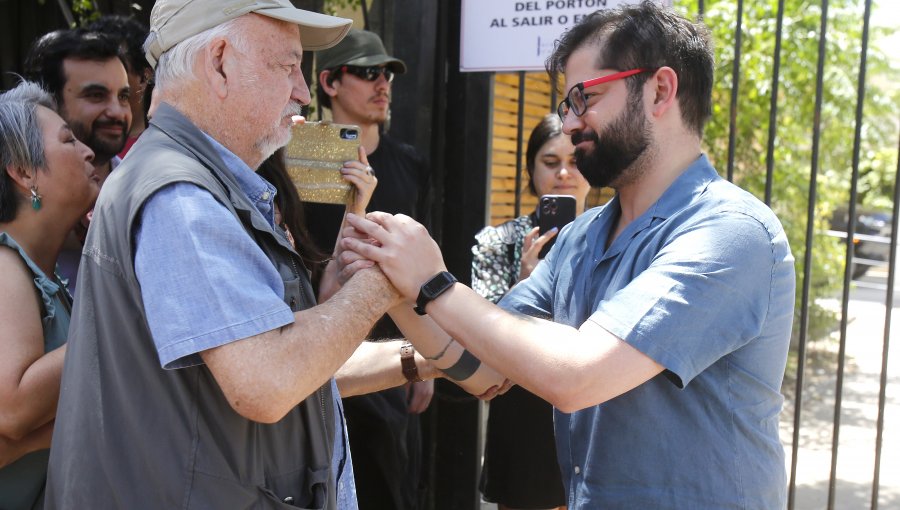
337,212,446,302
334,213,513,401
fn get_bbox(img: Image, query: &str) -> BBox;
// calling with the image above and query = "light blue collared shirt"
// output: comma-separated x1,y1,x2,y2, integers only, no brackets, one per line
134,134,357,509
502,155,795,509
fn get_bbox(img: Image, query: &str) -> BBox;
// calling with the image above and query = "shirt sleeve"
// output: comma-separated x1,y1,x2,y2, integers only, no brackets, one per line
588,211,779,387
134,182,295,369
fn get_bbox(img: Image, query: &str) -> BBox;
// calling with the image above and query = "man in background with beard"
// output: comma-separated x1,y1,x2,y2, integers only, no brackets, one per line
25,29,131,186
341,2,796,509
25,28,132,289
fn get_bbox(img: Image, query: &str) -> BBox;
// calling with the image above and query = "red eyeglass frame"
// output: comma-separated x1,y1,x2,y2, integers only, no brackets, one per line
557,68,652,119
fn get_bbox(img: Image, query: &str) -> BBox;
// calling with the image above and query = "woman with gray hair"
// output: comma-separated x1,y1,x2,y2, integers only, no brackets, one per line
0,80,98,509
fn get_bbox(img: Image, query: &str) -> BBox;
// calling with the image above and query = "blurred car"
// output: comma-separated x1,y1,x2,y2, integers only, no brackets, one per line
829,207,892,278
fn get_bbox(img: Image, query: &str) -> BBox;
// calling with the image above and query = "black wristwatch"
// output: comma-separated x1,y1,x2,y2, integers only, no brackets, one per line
414,271,458,315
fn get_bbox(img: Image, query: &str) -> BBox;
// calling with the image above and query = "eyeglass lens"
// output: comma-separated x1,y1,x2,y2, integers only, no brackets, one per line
556,86,586,120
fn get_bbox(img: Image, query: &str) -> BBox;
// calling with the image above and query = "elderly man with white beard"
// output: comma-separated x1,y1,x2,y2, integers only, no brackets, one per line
41,1,472,508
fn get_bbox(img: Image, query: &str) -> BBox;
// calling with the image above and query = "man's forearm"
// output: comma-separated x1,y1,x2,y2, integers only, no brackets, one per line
201,268,400,423
388,303,509,396
335,341,437,397
425,283,663,412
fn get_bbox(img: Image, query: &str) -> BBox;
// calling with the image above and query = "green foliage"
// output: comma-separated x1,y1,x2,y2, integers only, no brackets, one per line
322,0,358,16
674,0,900,340
72,0,101,26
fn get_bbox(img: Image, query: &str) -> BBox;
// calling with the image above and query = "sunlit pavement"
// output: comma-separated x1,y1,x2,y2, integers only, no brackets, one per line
782,266,900,509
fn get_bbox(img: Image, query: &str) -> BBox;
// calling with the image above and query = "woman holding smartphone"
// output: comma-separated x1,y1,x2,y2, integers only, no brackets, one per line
472,114,590,510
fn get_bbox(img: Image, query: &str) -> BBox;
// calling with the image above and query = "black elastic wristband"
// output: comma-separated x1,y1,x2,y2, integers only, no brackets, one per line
440,349,481,381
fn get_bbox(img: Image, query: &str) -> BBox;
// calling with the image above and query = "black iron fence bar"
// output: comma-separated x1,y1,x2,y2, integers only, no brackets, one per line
871,120,900,510
515,71,527,218
829,0,873,504
787,0,829,508
359,0,369,30
725,0,743,182
764,0,786,206
828,2,870,505
550,84,558,117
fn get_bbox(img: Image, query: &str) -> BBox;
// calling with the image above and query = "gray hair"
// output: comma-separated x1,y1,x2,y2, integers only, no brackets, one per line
0,80,57,221
153,16,249,93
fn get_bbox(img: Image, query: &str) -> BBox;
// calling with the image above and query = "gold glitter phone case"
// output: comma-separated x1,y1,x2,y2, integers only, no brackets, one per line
284,122,360,204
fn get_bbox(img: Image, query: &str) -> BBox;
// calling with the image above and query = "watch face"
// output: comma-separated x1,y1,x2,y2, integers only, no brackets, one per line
423,272,455,297
415,272,458,315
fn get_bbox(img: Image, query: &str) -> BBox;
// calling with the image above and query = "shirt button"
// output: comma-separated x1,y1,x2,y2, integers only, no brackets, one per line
574,465,581,475
261,191,271,200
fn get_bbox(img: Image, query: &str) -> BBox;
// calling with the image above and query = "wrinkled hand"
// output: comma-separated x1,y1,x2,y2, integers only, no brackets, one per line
353,264,403,308
343,213,445,301
315,256,360,302
334,224,379,283
476,379,515,401
518,226,558,281
406,379,434,414
342,146,377,217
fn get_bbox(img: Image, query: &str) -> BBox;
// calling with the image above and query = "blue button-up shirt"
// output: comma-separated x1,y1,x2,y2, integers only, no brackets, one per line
134,134,357,509
501,155,795,509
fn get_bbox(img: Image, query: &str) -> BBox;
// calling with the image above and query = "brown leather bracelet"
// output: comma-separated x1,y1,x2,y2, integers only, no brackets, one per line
400,342,423,383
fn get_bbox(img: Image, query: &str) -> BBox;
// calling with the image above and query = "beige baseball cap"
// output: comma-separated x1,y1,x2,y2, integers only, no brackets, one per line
144,0,353,68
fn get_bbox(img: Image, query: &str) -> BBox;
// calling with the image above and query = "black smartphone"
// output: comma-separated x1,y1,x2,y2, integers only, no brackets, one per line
538,195,577,259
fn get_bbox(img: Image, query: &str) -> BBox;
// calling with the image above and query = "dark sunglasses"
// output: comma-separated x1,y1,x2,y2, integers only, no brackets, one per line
338,65,395,83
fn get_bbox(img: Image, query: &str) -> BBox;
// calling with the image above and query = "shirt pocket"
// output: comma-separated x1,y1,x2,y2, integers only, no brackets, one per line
283,274,315,312
261,466,329,509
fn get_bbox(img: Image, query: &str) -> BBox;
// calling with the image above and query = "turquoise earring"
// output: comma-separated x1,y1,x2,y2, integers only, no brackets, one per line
30,185,42,211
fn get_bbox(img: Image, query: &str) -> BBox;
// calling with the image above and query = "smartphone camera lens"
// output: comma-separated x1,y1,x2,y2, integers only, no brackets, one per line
542,197,558,215
340,128,359,140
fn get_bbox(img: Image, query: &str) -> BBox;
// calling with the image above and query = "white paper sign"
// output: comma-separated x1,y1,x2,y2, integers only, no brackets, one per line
460,0,671,72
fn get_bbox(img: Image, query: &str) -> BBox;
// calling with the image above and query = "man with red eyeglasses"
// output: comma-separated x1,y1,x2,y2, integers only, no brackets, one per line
341,3,796,509
307,29,433,510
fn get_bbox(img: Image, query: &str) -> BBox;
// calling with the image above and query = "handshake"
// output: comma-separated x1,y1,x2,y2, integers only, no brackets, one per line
335,212,512,400
337,212,447,303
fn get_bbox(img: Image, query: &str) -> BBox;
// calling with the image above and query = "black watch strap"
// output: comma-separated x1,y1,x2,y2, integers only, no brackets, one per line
414,271,458,315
